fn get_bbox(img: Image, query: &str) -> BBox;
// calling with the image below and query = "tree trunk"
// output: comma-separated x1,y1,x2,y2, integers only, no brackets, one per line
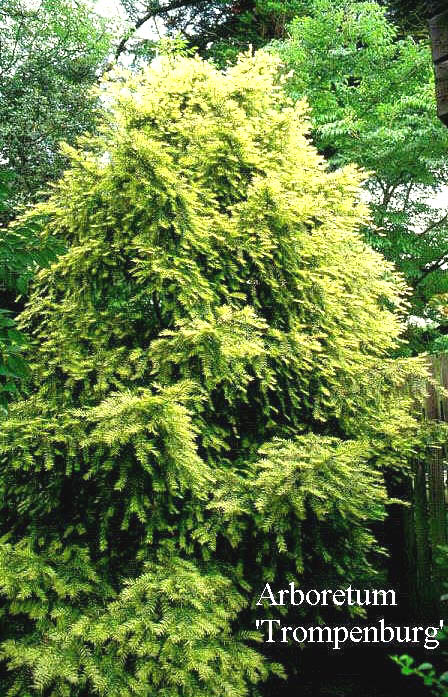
428,3,448,125
413,460,433,617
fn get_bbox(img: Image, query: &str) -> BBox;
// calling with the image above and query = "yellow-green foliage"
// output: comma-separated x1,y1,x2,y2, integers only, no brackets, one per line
0,52,428,695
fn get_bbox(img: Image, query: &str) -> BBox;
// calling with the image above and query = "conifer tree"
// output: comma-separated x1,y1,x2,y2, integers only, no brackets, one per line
0,52,427,695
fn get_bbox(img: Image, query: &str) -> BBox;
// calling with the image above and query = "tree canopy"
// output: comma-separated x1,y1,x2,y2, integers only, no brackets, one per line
273,0,448,352
0,0,113,216
113,1,307,64
105,0,448,354
0,0,113,405
112,0,430,65
0,51,427,695
0,174,59,409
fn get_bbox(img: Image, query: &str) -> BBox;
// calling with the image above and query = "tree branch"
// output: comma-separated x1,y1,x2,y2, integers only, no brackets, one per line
415,253,448,287
113,0,199,61
417,211,448,237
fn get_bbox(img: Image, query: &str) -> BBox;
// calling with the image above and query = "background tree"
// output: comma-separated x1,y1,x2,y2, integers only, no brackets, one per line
0,0,113,217
0,172,59,409
0,52,427,695
0,0,113,404
273,0,448,353
111,0,430,66
378,0,428,37
113,1,308,65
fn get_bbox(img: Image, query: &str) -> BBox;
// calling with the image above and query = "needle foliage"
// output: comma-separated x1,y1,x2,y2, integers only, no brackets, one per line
0,52,427,695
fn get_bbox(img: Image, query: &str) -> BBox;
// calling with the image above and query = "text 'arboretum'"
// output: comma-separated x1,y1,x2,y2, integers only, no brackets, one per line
255,584,444,650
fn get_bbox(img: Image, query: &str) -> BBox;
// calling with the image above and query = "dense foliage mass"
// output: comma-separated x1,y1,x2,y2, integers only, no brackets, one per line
0,52,427,695
109,0,448,353
1,0,441,407
0,0,112,217
0,0,112,405
378,0,428,37
0,173,61,409
113,0,429,65
114,1,310,64
273,0,448,353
